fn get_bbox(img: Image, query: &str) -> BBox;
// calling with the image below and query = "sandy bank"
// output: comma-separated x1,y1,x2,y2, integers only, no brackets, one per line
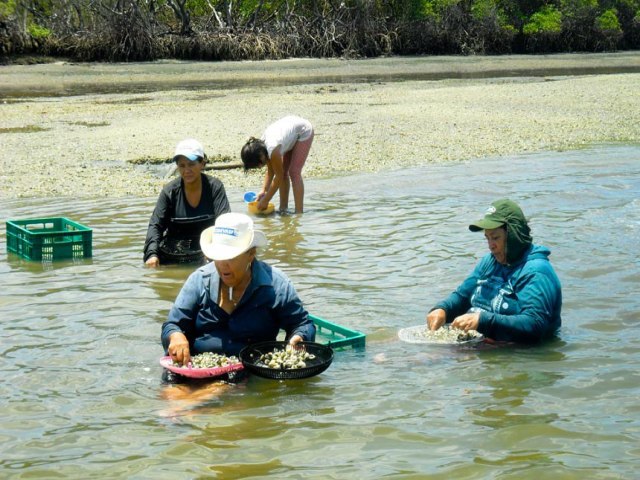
1,53,639,199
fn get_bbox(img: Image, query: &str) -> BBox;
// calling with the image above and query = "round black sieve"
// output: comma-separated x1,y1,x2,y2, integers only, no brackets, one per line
239,341,333,380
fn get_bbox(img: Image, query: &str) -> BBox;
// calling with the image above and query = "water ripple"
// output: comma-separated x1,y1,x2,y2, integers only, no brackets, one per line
1,145,639,478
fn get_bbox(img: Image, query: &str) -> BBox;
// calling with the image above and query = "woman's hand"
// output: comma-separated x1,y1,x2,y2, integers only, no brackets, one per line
427,309,447,331
167,332,191,366
288,334,304,346
451,313,480,332
257,197,269,211
145,255,160,268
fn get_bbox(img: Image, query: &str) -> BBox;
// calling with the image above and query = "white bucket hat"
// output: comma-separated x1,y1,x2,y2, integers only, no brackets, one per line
200,213,267,261
173,138,205,162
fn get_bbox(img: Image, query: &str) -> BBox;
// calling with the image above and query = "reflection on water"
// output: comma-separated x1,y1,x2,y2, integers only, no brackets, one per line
1,145,639,478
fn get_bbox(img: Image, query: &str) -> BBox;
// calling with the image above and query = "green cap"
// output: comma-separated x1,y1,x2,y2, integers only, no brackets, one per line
469,199,525,232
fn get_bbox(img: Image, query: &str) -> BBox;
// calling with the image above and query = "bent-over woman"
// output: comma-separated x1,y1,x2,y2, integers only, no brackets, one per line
241,115,314,214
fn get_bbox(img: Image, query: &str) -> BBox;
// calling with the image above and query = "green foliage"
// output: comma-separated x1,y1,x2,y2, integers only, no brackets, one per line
523,5,563,34
471,0,514,29
387,0,425,19
0,0,17,17
3,0,640,59
490,0,548,32
36,0,54,17
559,0,598,11
27,23,52,39
558,0,597,22
596,8,622,30
607,0,640,24
471,0,494,19
186,0,210,17
615,0,640,9
420,0,462,20
236,0,287,19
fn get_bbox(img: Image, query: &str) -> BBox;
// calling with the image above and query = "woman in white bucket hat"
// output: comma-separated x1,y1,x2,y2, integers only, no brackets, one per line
161,212,315,368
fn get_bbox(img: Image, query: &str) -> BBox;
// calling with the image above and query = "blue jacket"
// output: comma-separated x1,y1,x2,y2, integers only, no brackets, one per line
161,260,315,356
433,245,562,343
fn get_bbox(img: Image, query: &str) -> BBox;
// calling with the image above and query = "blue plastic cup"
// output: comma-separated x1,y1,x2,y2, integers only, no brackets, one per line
243,191,257,202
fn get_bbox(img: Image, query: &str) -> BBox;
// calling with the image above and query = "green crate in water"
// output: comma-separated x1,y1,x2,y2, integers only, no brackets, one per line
311,314,366,349
6,217,93,262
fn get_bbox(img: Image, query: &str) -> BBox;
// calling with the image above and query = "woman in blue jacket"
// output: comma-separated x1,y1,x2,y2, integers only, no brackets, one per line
162,213,315,366
427,199,562,343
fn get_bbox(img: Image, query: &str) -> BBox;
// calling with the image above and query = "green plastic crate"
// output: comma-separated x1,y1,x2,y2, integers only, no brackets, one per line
6,217,92,262
311,314,366,349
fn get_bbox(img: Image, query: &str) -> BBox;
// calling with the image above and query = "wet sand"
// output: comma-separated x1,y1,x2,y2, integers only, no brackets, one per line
1,52,639,199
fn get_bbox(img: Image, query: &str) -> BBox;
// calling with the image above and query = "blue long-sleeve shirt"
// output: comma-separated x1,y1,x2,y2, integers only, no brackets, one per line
433,245,562,343
161,260,315,356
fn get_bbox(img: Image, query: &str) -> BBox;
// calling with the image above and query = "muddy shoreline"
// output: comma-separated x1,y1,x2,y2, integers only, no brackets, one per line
1,53,639,199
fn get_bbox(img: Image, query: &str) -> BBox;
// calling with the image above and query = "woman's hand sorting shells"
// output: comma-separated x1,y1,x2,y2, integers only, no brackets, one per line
168,332,191,366
427,308,447,331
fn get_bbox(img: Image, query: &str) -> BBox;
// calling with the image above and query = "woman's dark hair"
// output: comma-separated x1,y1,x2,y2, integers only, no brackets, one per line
241,137,268,170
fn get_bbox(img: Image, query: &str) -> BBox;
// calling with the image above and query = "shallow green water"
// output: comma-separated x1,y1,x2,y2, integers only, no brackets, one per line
1,146,639,478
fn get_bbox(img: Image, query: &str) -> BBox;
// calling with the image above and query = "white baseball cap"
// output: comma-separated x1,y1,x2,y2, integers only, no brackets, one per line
200,213,267,261
173,138,205,162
